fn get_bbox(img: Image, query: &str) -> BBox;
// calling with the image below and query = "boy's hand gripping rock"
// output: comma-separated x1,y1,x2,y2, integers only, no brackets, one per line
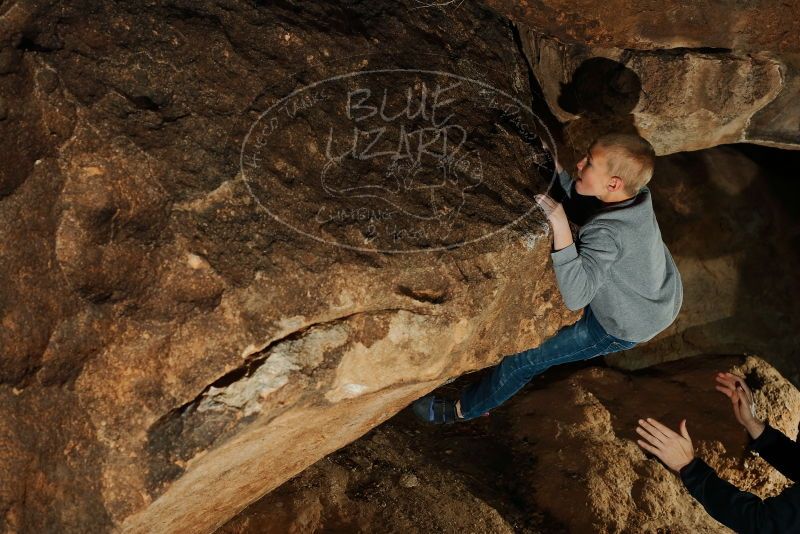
535,194,573,251
535,193,568,229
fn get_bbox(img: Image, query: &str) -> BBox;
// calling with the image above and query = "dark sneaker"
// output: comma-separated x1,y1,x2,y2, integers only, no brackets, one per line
411,395,460,424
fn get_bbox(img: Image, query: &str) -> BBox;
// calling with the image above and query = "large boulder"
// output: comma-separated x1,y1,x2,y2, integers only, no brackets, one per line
482,1,800,155
0,0,575,532
518,31,784,156
3,1,798,532
220,354,800,533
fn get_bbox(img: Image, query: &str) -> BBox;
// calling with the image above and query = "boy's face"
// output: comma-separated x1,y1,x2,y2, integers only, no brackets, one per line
574,144,623,198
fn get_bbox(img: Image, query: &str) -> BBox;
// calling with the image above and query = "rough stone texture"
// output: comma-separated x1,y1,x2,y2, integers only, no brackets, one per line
519,30,784,156
216,425,524,534
482,1,800,154
516,355,800,533
607,145,800,386
221,354,800,533
745,52,800,150
0,1,576,532
483,0,800,53
3,1,800,532
511,358,800,532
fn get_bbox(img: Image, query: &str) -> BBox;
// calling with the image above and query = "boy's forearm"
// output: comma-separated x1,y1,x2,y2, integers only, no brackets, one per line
552,220,573,251
549,224,618,312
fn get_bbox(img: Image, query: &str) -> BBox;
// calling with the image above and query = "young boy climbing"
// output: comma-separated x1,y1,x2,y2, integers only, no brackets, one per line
413,132,684,424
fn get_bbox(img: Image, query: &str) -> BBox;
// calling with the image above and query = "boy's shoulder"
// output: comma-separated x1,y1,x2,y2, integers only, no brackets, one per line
594,187,652,220
581,187,654,237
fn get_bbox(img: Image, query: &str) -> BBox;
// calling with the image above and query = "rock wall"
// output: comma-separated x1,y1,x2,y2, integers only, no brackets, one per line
220,354,800,533
484,0,800,155
519,31,783,156
483,0,800,54
0,1,576,532
3,1,799,532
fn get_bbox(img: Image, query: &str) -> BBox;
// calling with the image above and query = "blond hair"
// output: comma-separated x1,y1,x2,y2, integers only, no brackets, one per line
592,133,655,195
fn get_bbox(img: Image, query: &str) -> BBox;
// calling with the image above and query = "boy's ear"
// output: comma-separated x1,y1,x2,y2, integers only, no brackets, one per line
608,176,624,191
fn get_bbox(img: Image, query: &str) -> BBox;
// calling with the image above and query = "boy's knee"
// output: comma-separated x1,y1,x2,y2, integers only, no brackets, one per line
498,356,537,381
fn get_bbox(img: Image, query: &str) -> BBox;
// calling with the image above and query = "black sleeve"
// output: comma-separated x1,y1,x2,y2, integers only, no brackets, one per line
749,423,800,483
555,169,573,202
680,458,800,533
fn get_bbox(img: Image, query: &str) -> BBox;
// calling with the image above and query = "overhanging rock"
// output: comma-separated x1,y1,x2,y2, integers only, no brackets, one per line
0,1,576,532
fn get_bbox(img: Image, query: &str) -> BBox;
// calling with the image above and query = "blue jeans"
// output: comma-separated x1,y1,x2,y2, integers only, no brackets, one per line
459,306,637,420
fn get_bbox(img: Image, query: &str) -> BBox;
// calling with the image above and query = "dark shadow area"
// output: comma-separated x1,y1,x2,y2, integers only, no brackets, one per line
536,57,644,225
557,56,641,170
609,143,800,388
735,144,800,246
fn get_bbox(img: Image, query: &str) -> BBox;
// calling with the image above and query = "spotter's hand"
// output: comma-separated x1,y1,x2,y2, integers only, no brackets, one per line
715,372,765,439
636,417,695,473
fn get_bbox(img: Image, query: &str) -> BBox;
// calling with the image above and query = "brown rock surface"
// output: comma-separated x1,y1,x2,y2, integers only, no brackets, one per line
481,1,800,153
482,0,800,54
517,30,785,156
220,354,800,533
0,1,574,532
3,1,800,532
515,354,799,533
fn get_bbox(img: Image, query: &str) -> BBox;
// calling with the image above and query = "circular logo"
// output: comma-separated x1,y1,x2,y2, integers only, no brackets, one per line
241,65,556,253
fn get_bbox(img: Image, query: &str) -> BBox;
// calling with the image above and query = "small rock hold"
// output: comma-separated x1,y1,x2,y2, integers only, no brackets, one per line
0,47,21,74
0,96,7,121
399,473,419,488
352,455,371,469
37,68,59,93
